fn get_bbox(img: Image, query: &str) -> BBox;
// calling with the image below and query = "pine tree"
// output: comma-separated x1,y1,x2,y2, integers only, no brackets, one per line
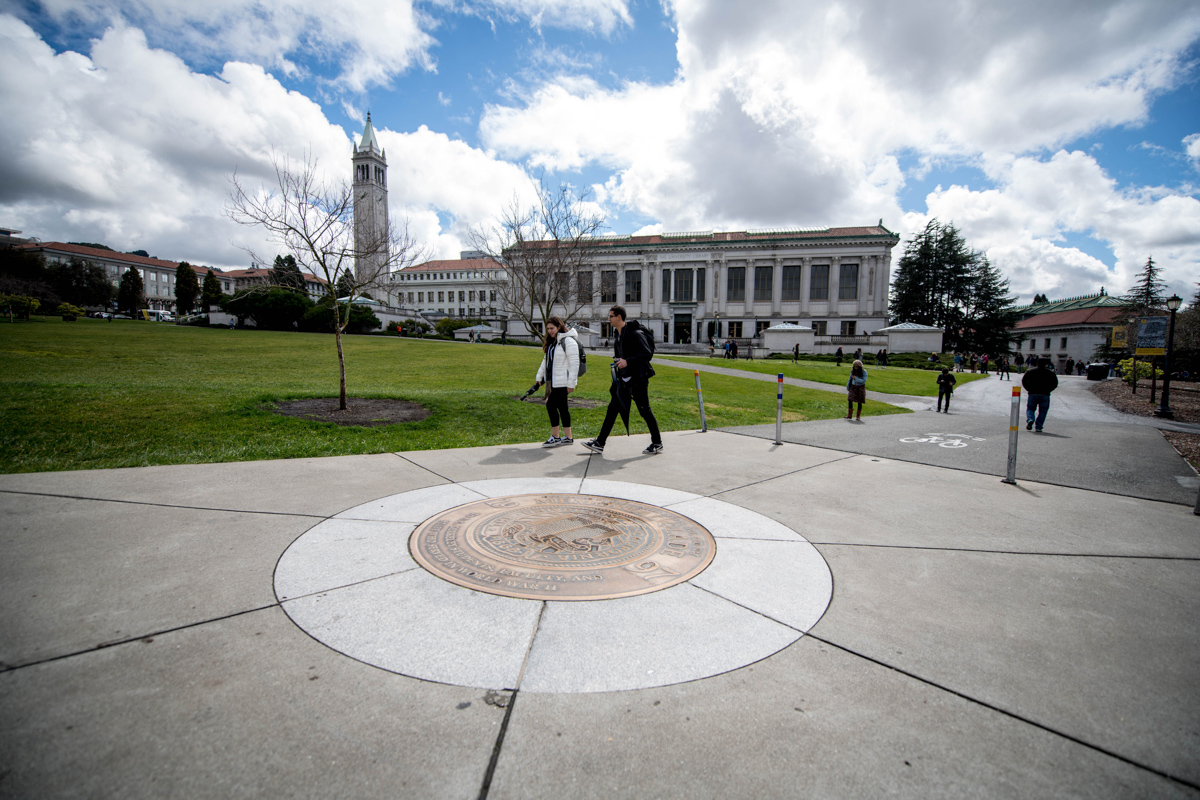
174,262,199,315
1122,256,1166,315
116,268,145,316
201,269,223,310
888,220,975,350
960,256,1018,354
270,254,306,292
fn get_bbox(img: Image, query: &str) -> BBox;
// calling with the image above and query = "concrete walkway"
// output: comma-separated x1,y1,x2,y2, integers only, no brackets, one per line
2,424,1199,797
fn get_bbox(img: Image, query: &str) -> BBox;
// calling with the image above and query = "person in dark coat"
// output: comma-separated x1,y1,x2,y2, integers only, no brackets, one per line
582,305,662,455
936,368,956,412
835,346,844,367
1021,358,1060,432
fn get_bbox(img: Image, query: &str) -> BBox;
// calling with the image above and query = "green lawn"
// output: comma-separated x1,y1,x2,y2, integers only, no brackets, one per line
664,355,986,396
0,319,909,473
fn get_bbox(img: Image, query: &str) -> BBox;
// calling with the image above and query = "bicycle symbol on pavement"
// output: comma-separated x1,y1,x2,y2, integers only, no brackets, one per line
899,433,987,449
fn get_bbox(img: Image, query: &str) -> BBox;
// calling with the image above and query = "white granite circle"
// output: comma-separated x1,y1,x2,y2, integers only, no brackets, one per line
275,478,833,693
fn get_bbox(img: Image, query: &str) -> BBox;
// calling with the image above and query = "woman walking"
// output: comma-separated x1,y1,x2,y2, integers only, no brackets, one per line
534,316,580,447
846,359,868,421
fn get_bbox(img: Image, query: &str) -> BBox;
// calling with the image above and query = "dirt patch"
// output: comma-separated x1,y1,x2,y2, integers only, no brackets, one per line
273,398,431,427
1089,378,1200,424
516,395,605,409
1162,431,1200,473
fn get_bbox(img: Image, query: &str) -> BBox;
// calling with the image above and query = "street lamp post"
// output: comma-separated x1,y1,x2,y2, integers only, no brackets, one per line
1154,294,1182,419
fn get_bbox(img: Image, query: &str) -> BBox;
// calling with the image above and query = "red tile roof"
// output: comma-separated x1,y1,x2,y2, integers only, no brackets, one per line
19,242,182,269
404,258,503,272
1013,307,1124,329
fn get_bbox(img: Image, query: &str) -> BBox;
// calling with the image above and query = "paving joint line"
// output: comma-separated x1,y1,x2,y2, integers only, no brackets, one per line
809,542,1200,561
393,452,458,485
804,632,1200,792
0,603,279,675
715,428,1195,507
706,451,858,498
0,489,327,518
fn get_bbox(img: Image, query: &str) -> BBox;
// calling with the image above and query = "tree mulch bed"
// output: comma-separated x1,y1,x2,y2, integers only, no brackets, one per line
515,394,604,409
1090,378,1200,471
273,398,431,427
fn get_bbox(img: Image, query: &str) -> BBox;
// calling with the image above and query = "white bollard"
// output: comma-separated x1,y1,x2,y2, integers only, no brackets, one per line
694,370,707,433
1003,385,1020,485
775,373,784,445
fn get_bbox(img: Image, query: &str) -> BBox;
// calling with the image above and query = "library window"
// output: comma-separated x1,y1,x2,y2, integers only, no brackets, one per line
624,269,642,303
601,271,617,303
841,321,857,336
437,291,444,302
727,267,746,302
812,320,827,335
781,266,801,301
601,322,613,338
696,268,705,301
728,321,743,337
468,291,475,302
674,269,693,302
1060,337,1068,349
417,292,424,303
577,271,593,302
756,320,771,335
839,264,859,300
459,291,466,302
810,264,829,300
662,269,671,302
754,266,773,302
553,272,569,304
1044,339,1051,350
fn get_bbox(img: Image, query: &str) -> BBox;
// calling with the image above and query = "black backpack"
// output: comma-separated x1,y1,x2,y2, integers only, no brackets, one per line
575,337,587,376
634,323,655,356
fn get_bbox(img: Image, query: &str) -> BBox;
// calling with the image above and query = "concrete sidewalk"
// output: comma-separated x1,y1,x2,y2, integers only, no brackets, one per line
2,431,1199,798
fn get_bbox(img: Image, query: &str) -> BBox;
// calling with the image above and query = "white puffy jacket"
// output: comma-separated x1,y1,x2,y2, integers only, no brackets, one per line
535,328,580,389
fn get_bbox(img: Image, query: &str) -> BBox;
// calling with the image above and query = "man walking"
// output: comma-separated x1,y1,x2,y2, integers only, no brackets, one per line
936,368,956,413
583,306,663,455
1021,358,1059,432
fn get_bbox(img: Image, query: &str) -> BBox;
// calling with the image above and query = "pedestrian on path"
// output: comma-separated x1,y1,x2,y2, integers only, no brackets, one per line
846,360,868,421
970,353,978,373
954,352,963,372
1014,351,1024,373
1021,358,1059,432
534,316,580,447
835,346,844,367
981,353,989,374
583,305,662,455
877,348,888,369
998,355,1011,380
793,342,800,363
936,367,956,412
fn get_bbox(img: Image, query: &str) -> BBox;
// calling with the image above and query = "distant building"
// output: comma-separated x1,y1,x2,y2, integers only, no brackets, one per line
391,255,506,323
1010,292,1128,369
221,267,328,300
16,241,188,311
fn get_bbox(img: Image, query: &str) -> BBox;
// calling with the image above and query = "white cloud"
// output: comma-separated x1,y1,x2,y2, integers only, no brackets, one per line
477,0,1200,299
911,150,1200,301
432,0,633,36
0,17,535,266
30,0,437,92
1186,133,1200,166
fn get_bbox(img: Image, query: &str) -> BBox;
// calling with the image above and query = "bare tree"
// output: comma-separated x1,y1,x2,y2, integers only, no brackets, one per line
470,179,606,341
227,151,425,409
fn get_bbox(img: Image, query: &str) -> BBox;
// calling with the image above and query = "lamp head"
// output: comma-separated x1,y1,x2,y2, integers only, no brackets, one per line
1167,294,1182,312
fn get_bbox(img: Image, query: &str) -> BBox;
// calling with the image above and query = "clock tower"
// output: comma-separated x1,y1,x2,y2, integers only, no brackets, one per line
352,112,389,284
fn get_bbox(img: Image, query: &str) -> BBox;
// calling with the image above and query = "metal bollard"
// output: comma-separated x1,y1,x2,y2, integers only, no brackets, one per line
1194,480,1200,516
694,370,707,433
1003,385,1020,485
775,373,784,445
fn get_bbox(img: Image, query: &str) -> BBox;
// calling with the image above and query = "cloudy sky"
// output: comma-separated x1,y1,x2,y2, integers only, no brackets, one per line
2,0,1198,304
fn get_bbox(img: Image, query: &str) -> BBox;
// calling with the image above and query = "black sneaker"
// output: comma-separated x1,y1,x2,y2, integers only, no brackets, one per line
559,437,573,445
1026,420,1033,430
642,443,664,455
541,436,561,447
582,440,604,453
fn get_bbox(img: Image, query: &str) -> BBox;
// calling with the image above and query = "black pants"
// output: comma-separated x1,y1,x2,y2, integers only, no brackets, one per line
546,386,571,428
938,389,951,411
596,380,660,445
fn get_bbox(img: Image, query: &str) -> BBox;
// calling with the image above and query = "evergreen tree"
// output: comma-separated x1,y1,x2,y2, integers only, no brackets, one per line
270,254,306,292
1122,256,1166,315
174,262,200,315
46,257,113,308
960,256,1018,354
888,220,974,350
1032,293,1048,304
117,267,145,315
335,269,355,299
201,269,223,310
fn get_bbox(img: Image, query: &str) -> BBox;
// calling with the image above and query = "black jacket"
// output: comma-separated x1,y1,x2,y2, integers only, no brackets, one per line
1022,367,1059,395
614,320,654,381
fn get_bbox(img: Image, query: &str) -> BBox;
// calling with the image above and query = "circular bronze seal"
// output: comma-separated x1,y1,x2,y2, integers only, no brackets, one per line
409,493,716,600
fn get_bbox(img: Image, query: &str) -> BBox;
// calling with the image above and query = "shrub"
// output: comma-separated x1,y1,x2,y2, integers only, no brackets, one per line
56,302,85,319
1117,357,1159,384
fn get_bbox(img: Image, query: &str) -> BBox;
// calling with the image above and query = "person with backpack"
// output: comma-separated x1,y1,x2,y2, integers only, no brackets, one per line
1021,358,1059,432
936,367,956,412
533,316,580,447
582,305,662,455
846,360,868,421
